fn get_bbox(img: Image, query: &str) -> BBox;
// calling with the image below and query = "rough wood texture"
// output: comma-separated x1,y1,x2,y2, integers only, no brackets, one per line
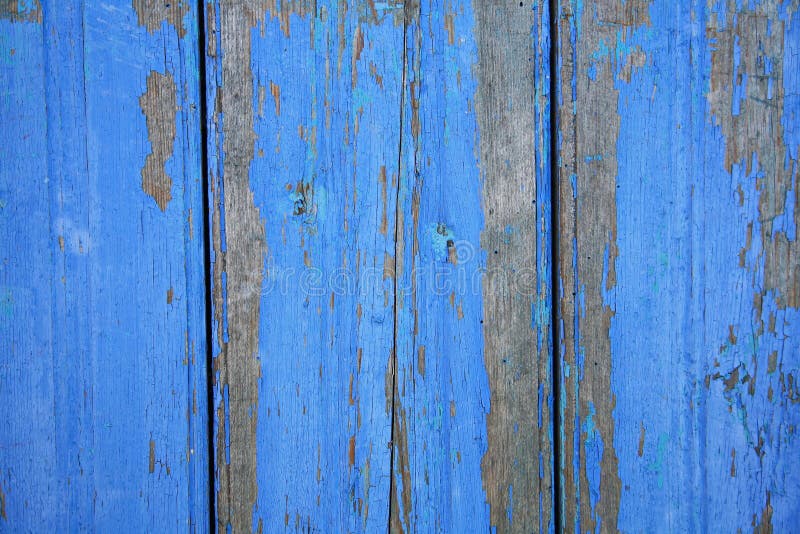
207,3,265,531
556,0,800,530
0,2,208,530
391,0,554,532
473,2,554,531
207,1,554,531
8,0,795,530
206,1,402,531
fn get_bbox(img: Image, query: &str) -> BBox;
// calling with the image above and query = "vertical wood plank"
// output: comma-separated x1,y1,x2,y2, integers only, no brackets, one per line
0,1,208,531
205,1,403,531
207,1,555,531
556,0,800,530
391,1,554,531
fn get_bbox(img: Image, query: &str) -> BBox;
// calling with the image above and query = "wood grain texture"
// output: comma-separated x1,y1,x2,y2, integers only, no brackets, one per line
4,0,794,531
205,1,403,531
207,1,554,531
391,0,554,531
556,0,800,530
0,2,208,530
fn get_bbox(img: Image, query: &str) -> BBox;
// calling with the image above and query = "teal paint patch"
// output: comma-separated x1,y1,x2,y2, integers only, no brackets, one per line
645,433,669,489
0,289,12,317
583,402,604,528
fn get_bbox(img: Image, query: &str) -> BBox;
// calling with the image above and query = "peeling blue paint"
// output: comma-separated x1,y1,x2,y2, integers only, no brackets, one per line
0,2,208,530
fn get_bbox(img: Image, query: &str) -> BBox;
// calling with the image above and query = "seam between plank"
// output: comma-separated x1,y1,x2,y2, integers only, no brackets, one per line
196,0,217,531
548,0,563,531
388,4,412,532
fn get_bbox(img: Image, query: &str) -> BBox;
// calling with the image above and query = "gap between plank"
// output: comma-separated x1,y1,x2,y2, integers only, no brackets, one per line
548,0,563,531
191,3,563,530
196,0,217,531
387,4,411,531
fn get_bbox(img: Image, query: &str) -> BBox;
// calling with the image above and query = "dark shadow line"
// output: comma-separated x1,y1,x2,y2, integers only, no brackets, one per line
548,0,563,531
196,1,217,531
387,6,410,532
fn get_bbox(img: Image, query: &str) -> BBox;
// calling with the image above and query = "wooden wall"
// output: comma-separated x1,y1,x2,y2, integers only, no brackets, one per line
555,0,800,531
0,1,208,530
0,1,797,532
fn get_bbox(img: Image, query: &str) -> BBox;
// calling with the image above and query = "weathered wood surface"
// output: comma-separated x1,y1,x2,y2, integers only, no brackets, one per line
3,0,796,531
556,0,800,531
392,1,553,532
205,1,402,531
206,0,553,531
0,2,208,531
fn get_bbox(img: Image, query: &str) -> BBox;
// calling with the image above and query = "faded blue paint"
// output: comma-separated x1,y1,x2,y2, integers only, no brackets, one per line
0,2,208,531
606,0,800,531
506,484,513,524
391,0,525,530
206,2,403,531
5,0,793,531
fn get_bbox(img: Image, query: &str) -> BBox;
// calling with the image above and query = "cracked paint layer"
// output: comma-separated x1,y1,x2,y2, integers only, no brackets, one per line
388,0,554,531
207,2,268,532
0,2,208,530
707,0,799,310
207,1,403,531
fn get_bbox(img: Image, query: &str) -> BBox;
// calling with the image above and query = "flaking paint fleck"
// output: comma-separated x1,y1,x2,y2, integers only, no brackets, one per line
0,0,41,22
753,491,773,534
352,25,364,88
149,439,156,474
348,434,356,467
139,71,177,211
133,0,191,38
269,81,281,116
707,0,800,310
261,0,315,37
637,422,645,458
379,166,389,236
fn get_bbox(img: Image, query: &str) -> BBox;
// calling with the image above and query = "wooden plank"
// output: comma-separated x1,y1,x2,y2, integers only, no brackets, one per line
207,1,555,531
390,1,554,531
0,1,208,531
555,0,800,530
205,1,403,531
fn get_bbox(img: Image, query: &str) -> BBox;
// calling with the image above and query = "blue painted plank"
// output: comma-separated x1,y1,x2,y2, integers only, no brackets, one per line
392,1,554,532
0,2,208,530
205,2,402,531
206,1,554,531
556,0,800,530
